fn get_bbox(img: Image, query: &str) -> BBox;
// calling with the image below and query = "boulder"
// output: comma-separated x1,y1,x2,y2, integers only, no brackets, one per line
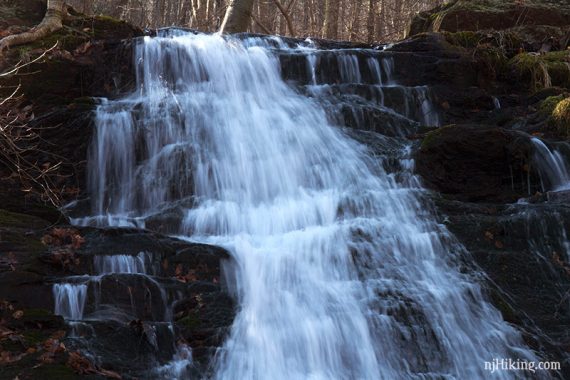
409,0,570,38
416,125,540,202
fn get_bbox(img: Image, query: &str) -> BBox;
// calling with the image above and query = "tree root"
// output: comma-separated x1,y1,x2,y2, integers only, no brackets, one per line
0,1,69,56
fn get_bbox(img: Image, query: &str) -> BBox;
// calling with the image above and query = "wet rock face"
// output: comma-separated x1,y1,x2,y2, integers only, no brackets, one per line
0,201,235,378
434,198,570,378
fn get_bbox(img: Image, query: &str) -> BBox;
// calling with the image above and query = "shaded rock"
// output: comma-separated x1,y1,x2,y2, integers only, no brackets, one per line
416,125,539,202
409,0,570,37
64,319,178,376
0,0,45,31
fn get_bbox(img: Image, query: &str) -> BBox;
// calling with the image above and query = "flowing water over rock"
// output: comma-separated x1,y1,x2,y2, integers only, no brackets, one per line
72,32,546,379
531,137,570,192
53,283,88,320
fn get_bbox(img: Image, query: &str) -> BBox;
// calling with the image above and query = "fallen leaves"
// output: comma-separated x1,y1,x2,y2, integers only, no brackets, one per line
484,230,504,249
41,228,85,269
41,228,85,249
0,252,18,271
175,264,198,283
552,252,570,275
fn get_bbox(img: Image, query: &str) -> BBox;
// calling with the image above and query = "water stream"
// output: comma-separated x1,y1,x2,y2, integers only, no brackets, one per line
66,32,544,379
531,137,570,192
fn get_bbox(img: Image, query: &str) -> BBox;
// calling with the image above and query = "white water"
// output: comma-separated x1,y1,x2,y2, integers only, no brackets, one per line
531,137,570,191
53,253,160,322
53,283,88,320
93,252,147,274
493,96,501,110
82,32,541,379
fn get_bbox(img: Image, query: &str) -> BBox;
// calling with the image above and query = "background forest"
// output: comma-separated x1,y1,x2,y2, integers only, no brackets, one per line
65,0,445,42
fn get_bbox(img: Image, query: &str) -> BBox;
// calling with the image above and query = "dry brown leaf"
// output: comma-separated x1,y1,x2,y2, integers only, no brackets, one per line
12,310,24,319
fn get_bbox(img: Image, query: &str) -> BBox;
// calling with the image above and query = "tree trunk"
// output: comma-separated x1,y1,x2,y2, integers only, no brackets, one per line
219,0,255,34
272,0,295,36
366,0,376,43
322,0,339,39
0,0,66,53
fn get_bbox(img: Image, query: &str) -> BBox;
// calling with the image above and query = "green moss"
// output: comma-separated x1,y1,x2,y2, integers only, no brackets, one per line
32,364,79,380
0,209,49,229
23,330,47,345
539,95,565,115
90,15,133,39
444,31,481,49
94,14,123,23
0,231,45,257
177,313,201,330
421,124,457,149
552,97,570,137
510,51,570,90
15,30,87,57
475,44,509,79
23,308,53,318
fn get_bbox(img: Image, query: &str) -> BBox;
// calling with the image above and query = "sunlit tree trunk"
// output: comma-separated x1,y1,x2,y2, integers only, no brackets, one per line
220,0,255,33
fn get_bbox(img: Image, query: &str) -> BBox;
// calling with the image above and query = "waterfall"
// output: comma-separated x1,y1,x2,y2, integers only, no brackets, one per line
81,32,542,379
531,137,570,191
53,283,88,320
93,252,147,274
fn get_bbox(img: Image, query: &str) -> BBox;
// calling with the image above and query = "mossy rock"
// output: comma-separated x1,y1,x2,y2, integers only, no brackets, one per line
31,364,81,380
552,97,570,137
409,0,570,36
443,31,482,49
0,208,51,229
177,313,202,330
0,230,46,256
510,51,570,90
539,94,566,115
22,329,49,345
420,124,457,150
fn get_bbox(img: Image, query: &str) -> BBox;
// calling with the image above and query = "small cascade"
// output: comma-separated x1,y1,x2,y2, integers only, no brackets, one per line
155,344,194,379
531,137,570,191
51,250,184,375
381,56,395,85
53,283,88,320
337,54,362,83
93,252,147,274
52,253,170,322
367,57,383,85
298,51,440,128
493,96,502,109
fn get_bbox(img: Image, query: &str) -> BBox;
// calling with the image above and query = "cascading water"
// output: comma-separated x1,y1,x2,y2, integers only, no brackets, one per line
531,137,570,191
53,283,88,320
93,252,148,274
78,32,545,379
